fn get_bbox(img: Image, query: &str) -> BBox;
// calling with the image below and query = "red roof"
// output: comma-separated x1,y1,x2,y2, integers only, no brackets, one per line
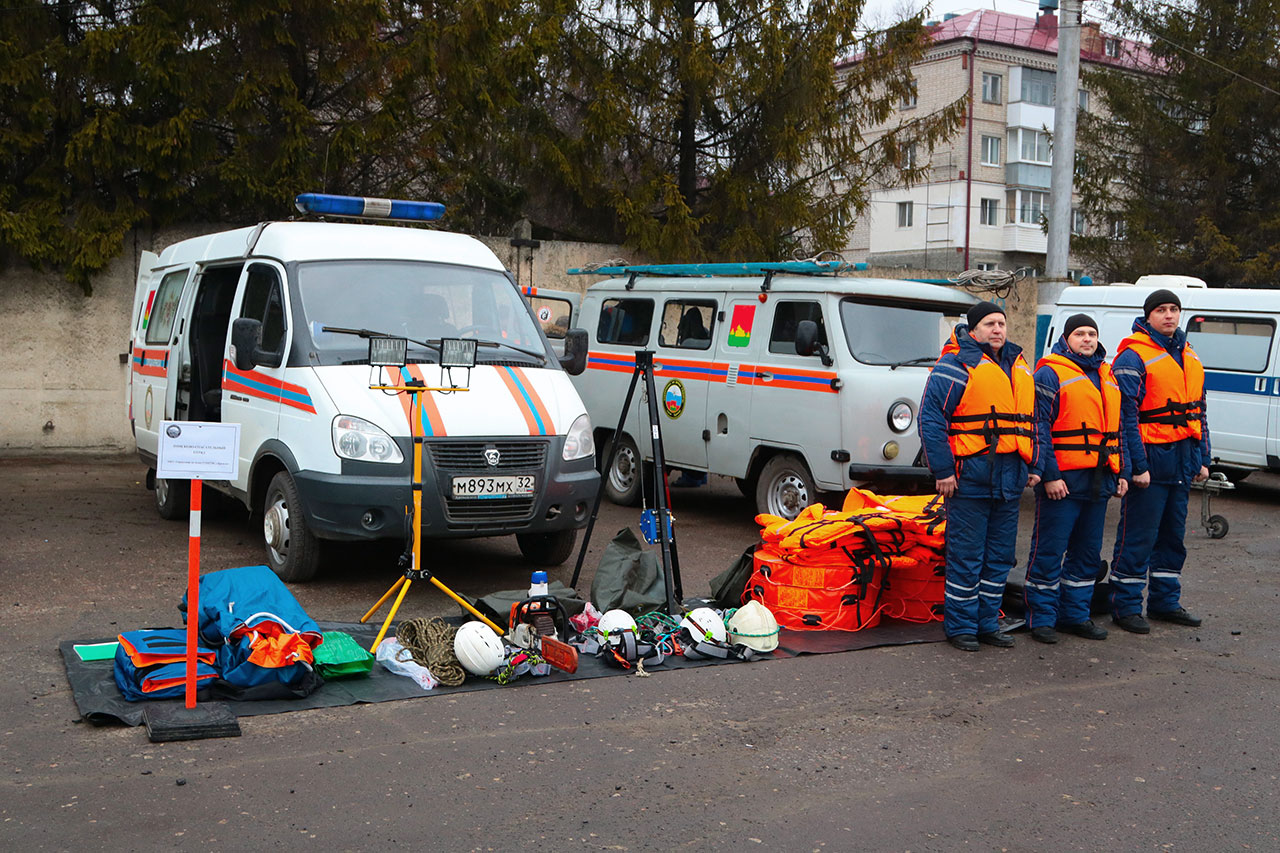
927,9,1156,72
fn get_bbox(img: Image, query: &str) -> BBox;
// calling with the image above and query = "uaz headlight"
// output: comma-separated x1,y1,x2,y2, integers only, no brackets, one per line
888,401,913,434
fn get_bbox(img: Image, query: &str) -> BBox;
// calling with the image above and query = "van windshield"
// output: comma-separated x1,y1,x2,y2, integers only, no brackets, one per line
840,297,965,366
294,260,548,365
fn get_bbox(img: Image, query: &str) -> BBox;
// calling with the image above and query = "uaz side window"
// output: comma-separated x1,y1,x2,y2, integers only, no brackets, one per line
597,298,654,346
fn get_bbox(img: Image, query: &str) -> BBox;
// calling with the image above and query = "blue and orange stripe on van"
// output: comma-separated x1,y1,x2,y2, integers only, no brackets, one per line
388,365,448,437
132,346,168,378
586,350,837,393
498,366,556,436
222,360,317,413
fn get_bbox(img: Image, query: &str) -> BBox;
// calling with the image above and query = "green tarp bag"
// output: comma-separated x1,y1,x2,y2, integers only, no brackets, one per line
590,527,667,615
313,631,374,679
709,544,758,609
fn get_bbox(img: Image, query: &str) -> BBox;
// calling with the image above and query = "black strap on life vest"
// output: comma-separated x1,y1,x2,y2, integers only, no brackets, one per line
1138,397,1203,427
948,406,1034,455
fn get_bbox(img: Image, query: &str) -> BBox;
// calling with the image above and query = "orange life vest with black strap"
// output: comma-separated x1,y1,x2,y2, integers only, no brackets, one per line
1038,353,1122,474
947,353,1034,462
1114,330,1205,445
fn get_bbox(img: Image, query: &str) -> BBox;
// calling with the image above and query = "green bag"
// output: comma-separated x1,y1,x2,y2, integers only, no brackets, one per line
313,631,374,679
709,545,758,609
590,527,668,615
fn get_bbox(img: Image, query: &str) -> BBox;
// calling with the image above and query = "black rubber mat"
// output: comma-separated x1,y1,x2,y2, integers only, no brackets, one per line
61,618,945,727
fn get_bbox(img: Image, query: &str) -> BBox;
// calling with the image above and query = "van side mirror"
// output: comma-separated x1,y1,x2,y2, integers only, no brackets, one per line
795,320,833,366
230,317,282,370
559,328,589,376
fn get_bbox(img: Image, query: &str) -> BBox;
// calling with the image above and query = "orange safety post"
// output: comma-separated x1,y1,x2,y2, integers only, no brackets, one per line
185,479,202,709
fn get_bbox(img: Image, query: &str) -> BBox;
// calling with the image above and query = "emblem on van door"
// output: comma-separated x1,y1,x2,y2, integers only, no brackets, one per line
663,379,686,419
484,448,501,467
144,385,154,430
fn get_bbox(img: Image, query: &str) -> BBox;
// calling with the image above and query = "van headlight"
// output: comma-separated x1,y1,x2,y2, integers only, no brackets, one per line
563,413,595,461
888,401,913,433
333,415,404,463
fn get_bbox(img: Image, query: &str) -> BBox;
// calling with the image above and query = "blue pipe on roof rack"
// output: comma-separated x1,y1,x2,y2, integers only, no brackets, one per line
567,260,867,276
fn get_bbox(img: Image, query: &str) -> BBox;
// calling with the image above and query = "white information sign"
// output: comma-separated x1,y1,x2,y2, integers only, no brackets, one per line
156,421,241,481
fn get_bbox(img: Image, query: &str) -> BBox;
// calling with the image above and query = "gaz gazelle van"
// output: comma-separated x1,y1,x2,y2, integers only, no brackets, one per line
127,193,598,581
1048,276,1280,482
568,262,978,519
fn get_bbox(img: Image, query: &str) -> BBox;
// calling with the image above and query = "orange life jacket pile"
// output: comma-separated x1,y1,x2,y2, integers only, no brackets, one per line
748,489,947,631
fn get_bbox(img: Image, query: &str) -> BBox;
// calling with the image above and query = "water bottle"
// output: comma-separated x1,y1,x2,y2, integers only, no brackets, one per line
528,570,549,598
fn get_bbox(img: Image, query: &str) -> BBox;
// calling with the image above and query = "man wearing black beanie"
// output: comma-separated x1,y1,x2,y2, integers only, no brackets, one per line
1023,313,1125,643
918,301,1039,652
1108,289,1209,632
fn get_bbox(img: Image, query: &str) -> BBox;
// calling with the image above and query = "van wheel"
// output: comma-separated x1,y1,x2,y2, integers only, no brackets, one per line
262,471,321,582
603,434,643,506
155,475,190,520
517,529,578,566
756,454,816,520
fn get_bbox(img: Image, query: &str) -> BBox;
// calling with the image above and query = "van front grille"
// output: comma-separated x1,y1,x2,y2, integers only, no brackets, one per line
428,441,547,471
443,496,537,526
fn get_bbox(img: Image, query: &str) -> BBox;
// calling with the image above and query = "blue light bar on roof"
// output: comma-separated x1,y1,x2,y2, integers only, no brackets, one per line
294,193,445,221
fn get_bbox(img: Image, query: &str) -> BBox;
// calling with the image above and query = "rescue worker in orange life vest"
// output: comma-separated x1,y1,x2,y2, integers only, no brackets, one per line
1023,314,1128,644
919,301,1039,652
1109,289,1209,633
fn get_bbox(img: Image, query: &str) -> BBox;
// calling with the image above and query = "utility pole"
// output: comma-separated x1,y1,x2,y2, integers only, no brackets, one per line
1037,0,1082,356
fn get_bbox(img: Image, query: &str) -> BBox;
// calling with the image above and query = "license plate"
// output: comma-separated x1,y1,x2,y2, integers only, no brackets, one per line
451,474,536,499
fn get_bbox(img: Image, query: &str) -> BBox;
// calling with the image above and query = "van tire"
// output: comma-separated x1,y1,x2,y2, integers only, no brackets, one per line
155,475,190,520
603,433,643,506
756,454,816,521
262,471,321,583
517,529,578,566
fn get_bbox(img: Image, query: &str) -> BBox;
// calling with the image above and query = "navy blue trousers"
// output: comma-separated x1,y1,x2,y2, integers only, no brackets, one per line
1110,481,1189,617
943,496,1019,636
1024,496,1108,629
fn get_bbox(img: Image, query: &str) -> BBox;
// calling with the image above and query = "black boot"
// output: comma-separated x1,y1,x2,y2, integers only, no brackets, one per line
977,631,1015,648
1148,607,1202,627
1059,620,1108,640
947,633,979,652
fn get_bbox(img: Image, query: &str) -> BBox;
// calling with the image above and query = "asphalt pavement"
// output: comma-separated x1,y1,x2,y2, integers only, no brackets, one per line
2,456,1277,851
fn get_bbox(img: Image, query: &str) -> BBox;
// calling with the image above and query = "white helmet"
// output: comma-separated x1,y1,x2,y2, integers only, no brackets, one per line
453,621,506,676
596,609,637,635
680,607,727,644
727,601,780,653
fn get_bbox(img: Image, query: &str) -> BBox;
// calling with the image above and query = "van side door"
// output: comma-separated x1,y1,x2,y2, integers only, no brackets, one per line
1185,312,1277,468
652,296,719,470
705,296,765,478
131,265,194,464
749,298,843,490
222,262,291,491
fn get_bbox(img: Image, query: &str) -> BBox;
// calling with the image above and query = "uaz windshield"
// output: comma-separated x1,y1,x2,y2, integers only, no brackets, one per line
840,297,964,366
294,260,547,365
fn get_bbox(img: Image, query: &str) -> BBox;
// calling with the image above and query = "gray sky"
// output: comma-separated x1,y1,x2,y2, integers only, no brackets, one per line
859,0,1088,29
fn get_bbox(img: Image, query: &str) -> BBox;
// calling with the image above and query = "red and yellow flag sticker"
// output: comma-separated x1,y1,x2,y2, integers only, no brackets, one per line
728,304,755,348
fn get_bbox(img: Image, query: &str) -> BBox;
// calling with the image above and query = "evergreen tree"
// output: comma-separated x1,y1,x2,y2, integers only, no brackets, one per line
0,0,553,290
522,0,966,260
1075,0,1280,285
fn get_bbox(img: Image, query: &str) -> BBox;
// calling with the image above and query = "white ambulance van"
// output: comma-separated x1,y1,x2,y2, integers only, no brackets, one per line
1049,276,1280,481
569,262,977,519
128,194,598,581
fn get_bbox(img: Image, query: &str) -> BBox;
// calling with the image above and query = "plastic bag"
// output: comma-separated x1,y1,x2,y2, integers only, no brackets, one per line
376,638,438,691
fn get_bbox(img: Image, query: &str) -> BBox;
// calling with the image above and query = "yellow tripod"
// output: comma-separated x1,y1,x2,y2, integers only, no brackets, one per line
360,377,505,651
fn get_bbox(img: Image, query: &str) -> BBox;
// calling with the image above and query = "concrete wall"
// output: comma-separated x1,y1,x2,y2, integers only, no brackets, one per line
0,232,1034,455
0,226,639,455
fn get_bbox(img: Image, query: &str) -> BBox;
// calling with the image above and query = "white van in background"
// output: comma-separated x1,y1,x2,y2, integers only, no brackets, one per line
1049,278,1280,481
128,194,598,581
568,262,977,519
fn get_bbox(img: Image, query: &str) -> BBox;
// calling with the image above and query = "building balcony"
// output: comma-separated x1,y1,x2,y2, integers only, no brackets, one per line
1005,162,1052,189
1002,223,1048,254
1007,102,1055,132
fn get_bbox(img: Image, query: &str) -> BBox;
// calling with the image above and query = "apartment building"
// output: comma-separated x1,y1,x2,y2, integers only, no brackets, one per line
840,8,1150,279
